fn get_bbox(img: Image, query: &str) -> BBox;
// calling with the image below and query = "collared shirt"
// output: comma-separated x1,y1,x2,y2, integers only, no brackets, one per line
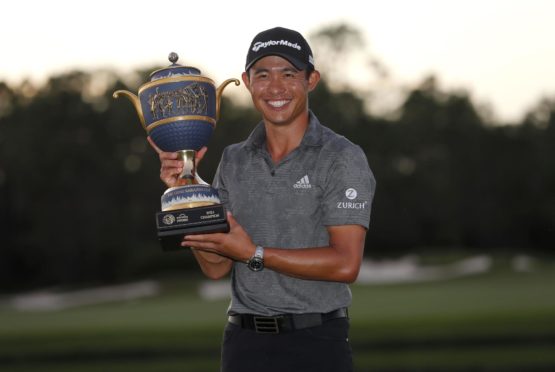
214,112,376,316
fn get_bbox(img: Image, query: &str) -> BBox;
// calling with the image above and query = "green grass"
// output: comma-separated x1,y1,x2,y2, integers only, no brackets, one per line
1,259,555,371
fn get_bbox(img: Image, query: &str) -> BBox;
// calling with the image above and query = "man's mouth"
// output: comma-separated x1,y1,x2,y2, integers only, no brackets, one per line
267,100,289,108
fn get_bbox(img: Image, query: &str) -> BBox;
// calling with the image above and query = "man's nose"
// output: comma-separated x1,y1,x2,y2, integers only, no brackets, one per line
268,76,286,94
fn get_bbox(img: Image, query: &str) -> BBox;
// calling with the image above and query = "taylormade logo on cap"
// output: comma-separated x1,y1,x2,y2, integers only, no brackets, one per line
252,40,302,52
245,27,314,71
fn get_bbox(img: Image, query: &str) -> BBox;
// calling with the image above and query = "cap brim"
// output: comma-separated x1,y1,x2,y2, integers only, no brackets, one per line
246,52,308,72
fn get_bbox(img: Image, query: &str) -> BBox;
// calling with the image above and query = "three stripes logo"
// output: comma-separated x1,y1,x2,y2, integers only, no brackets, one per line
293,175,312,189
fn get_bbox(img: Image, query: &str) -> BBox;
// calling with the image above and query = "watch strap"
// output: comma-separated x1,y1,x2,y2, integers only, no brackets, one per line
246,245,265,272
254,245,264,259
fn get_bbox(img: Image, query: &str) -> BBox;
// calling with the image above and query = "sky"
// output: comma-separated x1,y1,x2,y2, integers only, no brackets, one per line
2,0,554,123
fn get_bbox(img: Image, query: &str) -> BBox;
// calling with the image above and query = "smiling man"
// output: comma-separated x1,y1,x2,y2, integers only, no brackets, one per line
153,27,376,372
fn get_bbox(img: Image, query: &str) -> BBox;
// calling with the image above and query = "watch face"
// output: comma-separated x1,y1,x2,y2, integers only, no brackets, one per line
248,257,264,272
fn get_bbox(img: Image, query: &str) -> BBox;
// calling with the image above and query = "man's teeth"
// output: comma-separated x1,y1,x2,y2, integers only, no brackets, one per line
268,100,288,108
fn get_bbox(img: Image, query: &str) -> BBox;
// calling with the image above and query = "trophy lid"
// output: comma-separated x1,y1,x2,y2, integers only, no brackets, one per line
149,52,201,81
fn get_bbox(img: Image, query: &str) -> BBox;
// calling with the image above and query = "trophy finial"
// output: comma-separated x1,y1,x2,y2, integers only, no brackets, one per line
168,52,179,65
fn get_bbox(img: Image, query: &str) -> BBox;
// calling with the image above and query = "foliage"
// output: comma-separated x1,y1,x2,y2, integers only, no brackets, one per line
1,25,554,290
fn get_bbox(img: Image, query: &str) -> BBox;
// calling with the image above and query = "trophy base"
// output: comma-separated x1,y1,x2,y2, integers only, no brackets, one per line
155,204,229,251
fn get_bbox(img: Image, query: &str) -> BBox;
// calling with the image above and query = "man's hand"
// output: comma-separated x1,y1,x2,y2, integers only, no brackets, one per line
183,212,256,263
147,136,207,188
188,217,366,283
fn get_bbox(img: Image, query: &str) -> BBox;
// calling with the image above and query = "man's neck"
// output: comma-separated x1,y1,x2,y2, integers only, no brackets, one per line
264,116,309,164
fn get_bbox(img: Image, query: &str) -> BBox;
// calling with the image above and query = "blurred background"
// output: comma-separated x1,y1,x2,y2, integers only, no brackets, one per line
1,0,554,371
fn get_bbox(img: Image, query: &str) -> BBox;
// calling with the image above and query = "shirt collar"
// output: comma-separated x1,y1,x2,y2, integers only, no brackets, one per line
244,111,324,150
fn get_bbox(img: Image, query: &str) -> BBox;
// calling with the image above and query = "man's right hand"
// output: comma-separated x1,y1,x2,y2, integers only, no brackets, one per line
147,136,207,188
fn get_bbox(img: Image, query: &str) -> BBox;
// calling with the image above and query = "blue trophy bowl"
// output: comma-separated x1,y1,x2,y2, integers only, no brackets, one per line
113,54,239,153
139,76,218,152
148,119,214,153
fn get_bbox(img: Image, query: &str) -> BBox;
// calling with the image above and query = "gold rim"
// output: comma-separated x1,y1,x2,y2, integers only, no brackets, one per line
149,65,201,79
139,75,215,94
146,115,216,133
162,201,216,211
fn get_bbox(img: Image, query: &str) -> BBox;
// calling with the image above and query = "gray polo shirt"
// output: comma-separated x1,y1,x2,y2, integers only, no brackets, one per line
214,112,376,316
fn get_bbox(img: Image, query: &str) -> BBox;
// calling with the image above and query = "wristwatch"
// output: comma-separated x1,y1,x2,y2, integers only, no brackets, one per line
247,245,264,272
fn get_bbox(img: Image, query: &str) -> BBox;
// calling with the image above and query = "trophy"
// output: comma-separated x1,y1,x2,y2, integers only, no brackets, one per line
113,53,239,250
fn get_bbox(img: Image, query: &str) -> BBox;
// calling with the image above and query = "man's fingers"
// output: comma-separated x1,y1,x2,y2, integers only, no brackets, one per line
196,146,208,162
149,136,181,161
182,235,214,249
226,212,238,228
161,159,184,170
182,233,225,246
183,233,224,242
147,136,163,154
148,136,185,188
159,151,179,161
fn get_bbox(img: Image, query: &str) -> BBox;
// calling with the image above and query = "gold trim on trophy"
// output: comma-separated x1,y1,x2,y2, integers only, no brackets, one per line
146,115,216,133
113,90,147,130
163,200,216,211
149,65,203,79
139,76,215,94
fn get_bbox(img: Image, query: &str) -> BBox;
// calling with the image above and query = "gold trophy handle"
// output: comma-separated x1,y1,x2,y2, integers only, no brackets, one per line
215,78,240,121
113,90,147,130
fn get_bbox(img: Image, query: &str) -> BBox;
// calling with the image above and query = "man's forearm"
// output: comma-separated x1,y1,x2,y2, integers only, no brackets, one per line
262,225,366,283
263,245,362,283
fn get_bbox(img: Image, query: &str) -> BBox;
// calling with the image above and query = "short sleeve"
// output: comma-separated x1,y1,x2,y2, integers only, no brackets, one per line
321,145,376,229
212,158,229,210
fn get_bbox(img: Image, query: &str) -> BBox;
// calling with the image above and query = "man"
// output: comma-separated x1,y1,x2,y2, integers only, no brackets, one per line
150,27,376,372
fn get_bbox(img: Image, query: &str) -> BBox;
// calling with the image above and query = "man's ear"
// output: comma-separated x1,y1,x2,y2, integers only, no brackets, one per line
307,70,320,92
241,71,250,90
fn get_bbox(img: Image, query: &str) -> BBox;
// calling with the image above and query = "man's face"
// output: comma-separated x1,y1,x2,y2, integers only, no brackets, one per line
241,55,319,127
